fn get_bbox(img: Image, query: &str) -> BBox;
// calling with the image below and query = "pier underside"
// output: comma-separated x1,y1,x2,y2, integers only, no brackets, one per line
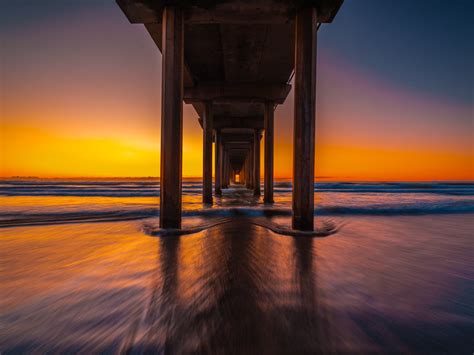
117,0,343,230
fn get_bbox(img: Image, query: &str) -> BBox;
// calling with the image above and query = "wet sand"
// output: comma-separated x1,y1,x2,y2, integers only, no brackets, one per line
1,214,473,353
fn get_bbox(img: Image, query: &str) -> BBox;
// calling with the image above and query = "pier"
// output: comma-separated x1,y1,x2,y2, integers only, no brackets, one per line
117,0,344,230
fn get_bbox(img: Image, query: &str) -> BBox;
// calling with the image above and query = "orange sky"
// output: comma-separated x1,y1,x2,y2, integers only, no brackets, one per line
1,2,472,181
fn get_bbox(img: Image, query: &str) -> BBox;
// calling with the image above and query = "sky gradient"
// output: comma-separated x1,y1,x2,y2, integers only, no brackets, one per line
1,0,473,180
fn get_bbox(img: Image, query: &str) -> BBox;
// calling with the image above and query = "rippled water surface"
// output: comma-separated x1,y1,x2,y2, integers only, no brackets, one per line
1,179,473,353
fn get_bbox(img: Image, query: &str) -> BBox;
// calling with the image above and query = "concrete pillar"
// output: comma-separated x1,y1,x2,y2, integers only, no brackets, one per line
243,157,247,187
202,102,213,204
253,129,261,196
227,157,231,186
244,157,248,185
292,6,317,231
160,6,184,229
222,150,228,188
264,102,274,203
215,129,222,196
246,145,253,189
251,143,255,189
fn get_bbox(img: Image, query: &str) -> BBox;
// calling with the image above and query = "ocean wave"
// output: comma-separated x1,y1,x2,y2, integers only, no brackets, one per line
315,202,474,216
1,181,472,197
1,200,473,228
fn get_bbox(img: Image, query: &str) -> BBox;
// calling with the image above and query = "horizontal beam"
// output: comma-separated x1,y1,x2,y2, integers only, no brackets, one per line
213,116,264,130
225,149,249,154
184,83,291,104
225,145,250,150
222,133,254,142
224,147,251,152
117,1,343,24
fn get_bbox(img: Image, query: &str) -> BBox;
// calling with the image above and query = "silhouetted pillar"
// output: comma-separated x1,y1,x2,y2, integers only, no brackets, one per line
203,102,213,204
292,6,317,231
227,157,231,186
244,156,248,187
264,102,274,203
247,144,253,189
160,6,184,229
215,129,222,196
248,150,251,187
222,150,228,188
253,129,261,196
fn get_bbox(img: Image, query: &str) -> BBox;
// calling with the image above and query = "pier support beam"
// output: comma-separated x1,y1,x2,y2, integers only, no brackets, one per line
244,156,248,188
222,151,228,188
221,149,226,188
247,143,254,189
292,6,317,231
227,157,231,186
160,6,184,229
203,102,213,204
253,129,261,196
215,129,222,196
264,102,274,203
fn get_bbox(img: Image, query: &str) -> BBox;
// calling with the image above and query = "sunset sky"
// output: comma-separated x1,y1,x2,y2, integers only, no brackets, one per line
1,0,473,180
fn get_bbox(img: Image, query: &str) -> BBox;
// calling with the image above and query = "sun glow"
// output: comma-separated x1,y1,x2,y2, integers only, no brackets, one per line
1,4,472,181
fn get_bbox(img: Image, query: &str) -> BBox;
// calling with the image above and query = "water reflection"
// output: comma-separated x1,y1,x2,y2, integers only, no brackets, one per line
1,215,473,353
123,222,335,353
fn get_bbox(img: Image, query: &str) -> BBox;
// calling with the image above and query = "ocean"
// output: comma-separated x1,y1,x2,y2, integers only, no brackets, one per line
1,179,473,227
1,179,473,352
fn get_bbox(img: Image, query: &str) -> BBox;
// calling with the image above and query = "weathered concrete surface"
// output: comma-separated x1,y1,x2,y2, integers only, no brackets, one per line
264,102,274,203
203,102,213,204
292,7,317,231
159,6,184,229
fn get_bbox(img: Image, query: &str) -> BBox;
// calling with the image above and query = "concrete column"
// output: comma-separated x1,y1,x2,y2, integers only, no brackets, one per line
264,102,274,203
246,145,253,189
214,129,222,196
253,129,261,196
202,102,213,204
292,6,317,231
160,6,184,229
244,157,248,185
245,157,249,186
251,142,255,189
243,157,247,187
222,150,228,188
226,157,231,186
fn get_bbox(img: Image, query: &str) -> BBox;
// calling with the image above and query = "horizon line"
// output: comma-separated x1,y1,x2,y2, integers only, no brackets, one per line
2,176,473,183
